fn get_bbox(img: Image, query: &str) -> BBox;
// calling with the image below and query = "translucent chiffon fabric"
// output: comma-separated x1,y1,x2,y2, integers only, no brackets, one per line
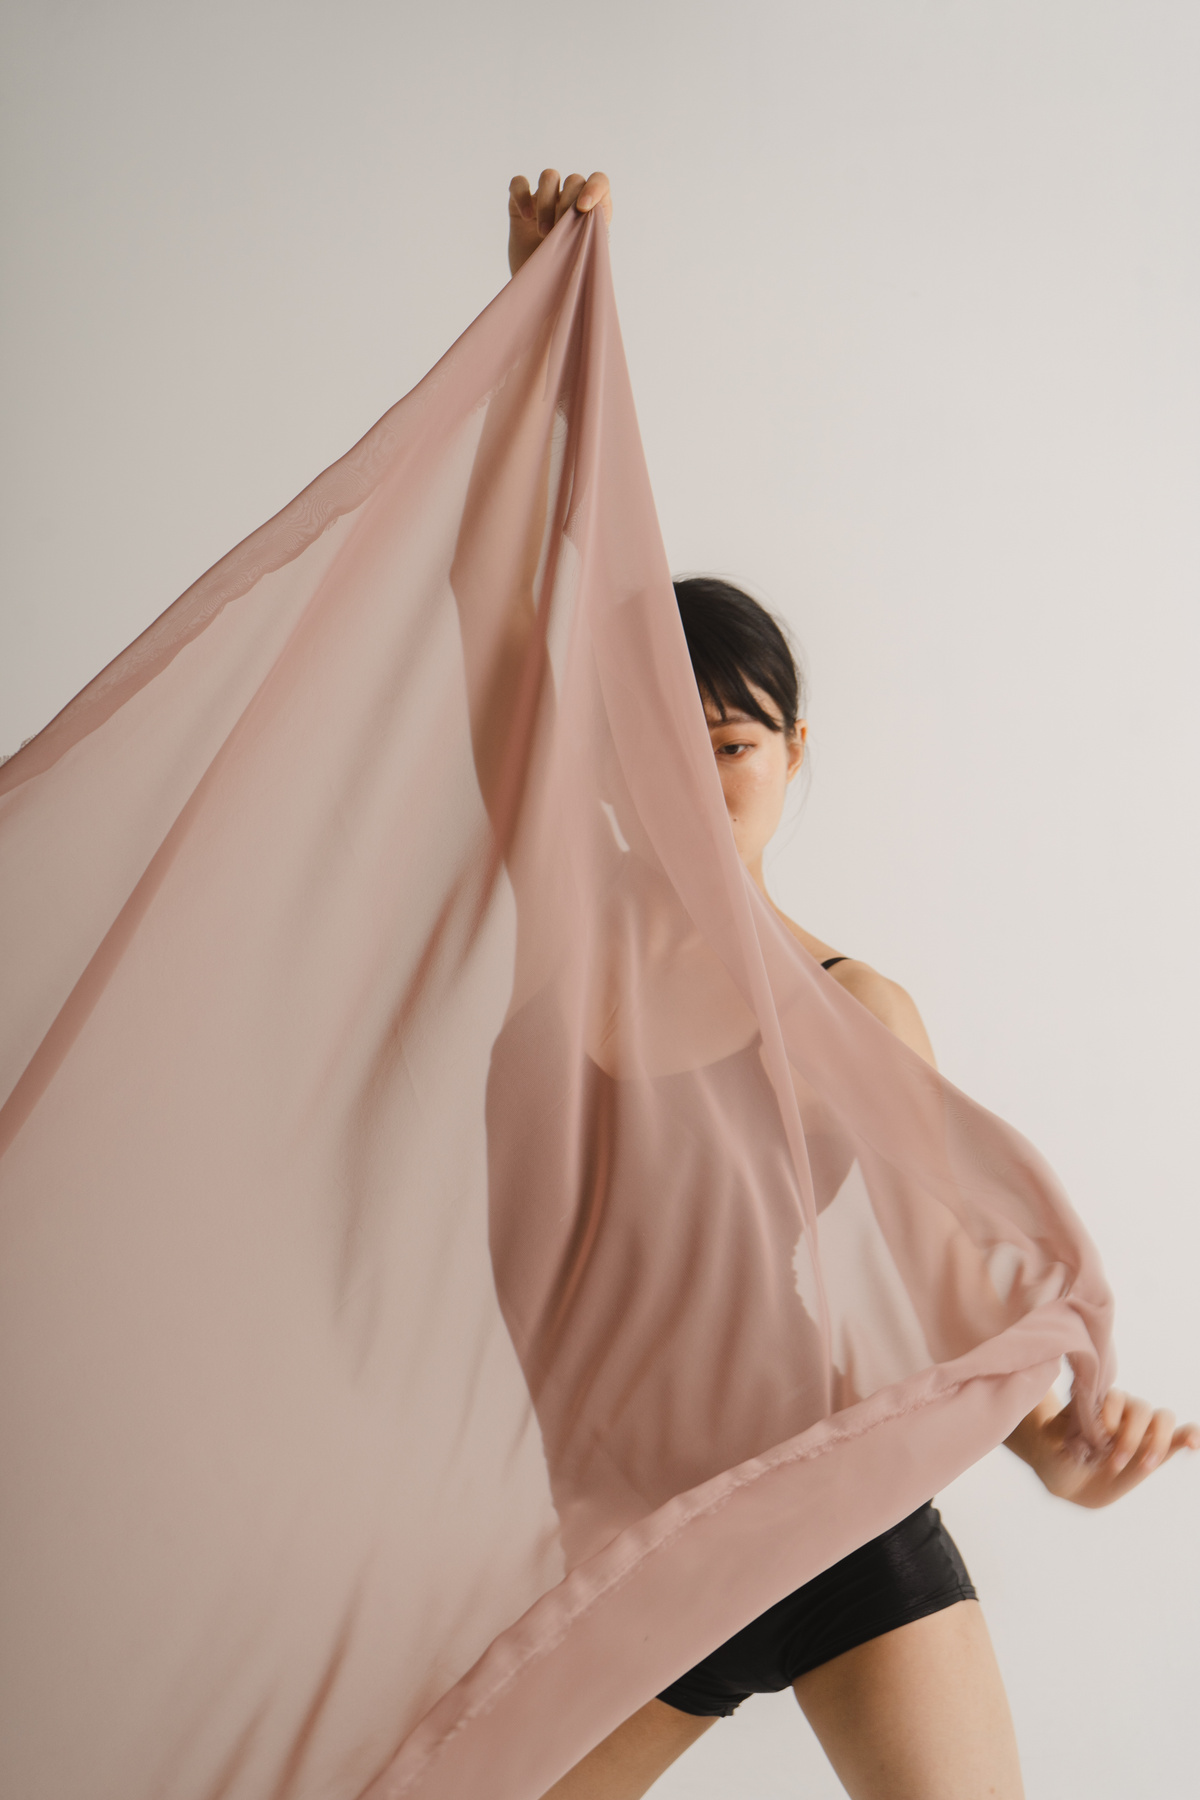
0,209,1114,1800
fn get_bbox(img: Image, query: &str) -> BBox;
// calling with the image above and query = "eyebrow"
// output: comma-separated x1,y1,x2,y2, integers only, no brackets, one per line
706,709,759,725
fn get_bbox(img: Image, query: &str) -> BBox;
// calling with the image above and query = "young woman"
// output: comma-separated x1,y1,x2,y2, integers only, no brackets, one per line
508,171,1199,1800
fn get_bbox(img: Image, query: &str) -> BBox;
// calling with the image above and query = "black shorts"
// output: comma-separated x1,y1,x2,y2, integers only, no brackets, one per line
657,1501,976,1717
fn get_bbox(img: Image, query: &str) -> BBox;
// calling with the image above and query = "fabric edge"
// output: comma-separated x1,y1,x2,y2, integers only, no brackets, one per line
363,1314,1073,1800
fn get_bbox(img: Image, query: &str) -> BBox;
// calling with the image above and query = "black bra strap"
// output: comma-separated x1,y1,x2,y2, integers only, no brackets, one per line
821,955,849,970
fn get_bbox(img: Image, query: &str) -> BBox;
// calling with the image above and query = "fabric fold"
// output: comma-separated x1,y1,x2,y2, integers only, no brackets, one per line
0,206,1113,1800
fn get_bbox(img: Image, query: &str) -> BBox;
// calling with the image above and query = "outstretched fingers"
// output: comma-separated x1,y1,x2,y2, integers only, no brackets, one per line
1122,1407,1200,1479
1033,1387,1198,1506
1127,1404,1179,1473
1168,1419,1200,1458
1104,1390,1156,1473
1097,1389,1199,1484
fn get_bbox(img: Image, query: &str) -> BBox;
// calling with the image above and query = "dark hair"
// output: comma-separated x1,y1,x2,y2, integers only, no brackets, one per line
673,577,803,733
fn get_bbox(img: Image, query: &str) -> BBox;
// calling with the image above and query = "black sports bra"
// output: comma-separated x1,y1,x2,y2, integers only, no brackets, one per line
820,956,848,971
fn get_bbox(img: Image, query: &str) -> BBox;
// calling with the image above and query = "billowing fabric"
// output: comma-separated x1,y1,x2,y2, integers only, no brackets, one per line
0,208,1114,1800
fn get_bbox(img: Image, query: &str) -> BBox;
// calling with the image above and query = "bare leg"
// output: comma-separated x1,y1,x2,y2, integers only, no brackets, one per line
539,1698,717,1800
792,1599,1024,1800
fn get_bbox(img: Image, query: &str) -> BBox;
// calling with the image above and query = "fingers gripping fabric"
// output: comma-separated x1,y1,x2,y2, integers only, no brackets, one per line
0,210,1114,1800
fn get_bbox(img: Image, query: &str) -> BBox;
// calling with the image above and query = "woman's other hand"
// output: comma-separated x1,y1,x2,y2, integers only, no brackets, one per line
508,170,611,276
1005,1386,1200,1508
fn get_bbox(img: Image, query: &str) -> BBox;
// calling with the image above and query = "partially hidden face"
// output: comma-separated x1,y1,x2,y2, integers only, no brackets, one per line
705,683,806,874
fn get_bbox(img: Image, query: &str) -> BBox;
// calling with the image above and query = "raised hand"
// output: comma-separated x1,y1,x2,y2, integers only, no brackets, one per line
1006,1385,1200,1509
508,169,611,277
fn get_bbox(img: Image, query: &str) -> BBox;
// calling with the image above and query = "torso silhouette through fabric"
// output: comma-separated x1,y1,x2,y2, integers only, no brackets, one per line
0,207,1114,1800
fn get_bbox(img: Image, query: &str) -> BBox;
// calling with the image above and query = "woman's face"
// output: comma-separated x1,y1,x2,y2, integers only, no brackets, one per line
705,685,805,883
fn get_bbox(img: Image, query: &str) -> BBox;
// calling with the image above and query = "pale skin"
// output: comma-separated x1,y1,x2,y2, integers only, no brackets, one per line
511,173,1200,1800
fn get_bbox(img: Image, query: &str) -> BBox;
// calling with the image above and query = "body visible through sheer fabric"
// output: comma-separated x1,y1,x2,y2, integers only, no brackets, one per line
0,206,1114,1800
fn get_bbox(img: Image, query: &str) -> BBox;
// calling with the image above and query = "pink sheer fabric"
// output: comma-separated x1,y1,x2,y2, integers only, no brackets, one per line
0,209,1114,1800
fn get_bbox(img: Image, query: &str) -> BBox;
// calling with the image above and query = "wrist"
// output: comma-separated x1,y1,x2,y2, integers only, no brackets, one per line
1003,1389,1062,1470
1003,1416,1040,1467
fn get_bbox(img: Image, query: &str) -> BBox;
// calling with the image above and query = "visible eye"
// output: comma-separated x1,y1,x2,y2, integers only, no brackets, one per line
716,741,753,758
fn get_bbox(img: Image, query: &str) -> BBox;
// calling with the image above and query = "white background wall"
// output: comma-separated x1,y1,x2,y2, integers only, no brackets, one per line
2,3,1197,1794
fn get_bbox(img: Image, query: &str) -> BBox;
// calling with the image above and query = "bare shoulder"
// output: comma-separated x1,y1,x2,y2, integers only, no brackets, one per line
826,959,938,1069
767,901,938,1069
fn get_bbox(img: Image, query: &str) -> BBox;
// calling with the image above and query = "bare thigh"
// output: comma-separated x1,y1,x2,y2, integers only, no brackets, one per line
538,1698,717,1800
541,1599,1022,1800
792,1598,1025,1800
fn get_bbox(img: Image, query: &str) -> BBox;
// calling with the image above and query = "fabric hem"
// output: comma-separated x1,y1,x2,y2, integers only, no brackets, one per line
361,1313,1076,1800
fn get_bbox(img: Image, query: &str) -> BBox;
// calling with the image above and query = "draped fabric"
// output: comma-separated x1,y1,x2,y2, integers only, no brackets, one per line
0,208,1114,1800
